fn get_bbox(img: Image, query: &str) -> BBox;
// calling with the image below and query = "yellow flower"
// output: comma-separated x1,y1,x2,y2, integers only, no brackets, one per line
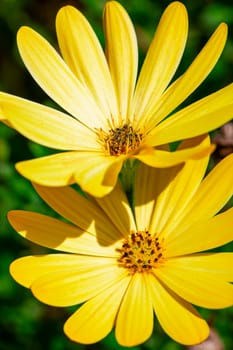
1,1,233,196
9,136,233,347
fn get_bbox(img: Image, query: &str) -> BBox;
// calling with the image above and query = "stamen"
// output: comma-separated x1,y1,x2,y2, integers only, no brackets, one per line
116,230,164,273
97,124,143,156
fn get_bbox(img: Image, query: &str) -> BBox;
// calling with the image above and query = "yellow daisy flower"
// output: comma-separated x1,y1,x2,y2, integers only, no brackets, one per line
1,1,233,196
9,136,233,347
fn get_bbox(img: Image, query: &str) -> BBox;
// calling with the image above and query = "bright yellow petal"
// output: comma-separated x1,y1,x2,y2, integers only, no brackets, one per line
56,6,118,120
165,207,233,256
17,26,106,128
16,152,83,186
136,136,210,234
31,260,126,306
115,273,154,347
154,261,233,309
74,153,125,197
149,83,233,145
64,275,131,344
166,153,233,235
7,210,119,256
0,92,98,150
133,2,188,127
33,183,123,242
135,137,214,168
146,273,209,345
104,1,138,122
165,253,233,282
94,182,136,237
10,254,116,288
146,23,228,128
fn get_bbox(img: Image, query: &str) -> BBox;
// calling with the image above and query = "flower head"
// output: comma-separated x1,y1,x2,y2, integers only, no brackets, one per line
1,1,233,196
9,137,233,347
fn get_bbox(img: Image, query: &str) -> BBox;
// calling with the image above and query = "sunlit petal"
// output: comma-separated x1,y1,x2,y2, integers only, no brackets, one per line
64,276,131,344
115,273,153,347
146,23,228,127
149,83,233,145
104,1,138,122
17,26,106,128
146,273,209,345
56,6,118,119
154,261,233,308
133,2,188,127
1,92,98,150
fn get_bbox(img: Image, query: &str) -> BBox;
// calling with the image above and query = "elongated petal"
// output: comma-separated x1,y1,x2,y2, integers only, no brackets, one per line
136,136,210,234
165,208,233,256
164,253,233,282
133,2,188,127
33,183,123,242
31,261,126,306
94,182,136,237
7,210,119,256
56,6,118,119
135,138,214,168
149,83,233,145
146,23,228,127
104,1,138,122
74,153,125,197
165,153,233,235
115,273,153,347
64,276,131,344
10,254,116,288
146,273,209,345
0,92,98,150
17,26,106,128
16,152,84,186
154,262,233,308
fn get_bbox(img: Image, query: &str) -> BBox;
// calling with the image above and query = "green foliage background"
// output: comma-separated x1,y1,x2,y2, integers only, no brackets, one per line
0,0,233,349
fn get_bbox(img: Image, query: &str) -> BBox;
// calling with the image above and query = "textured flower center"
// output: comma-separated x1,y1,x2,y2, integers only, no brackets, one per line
98,124,143,156
117,230,164,273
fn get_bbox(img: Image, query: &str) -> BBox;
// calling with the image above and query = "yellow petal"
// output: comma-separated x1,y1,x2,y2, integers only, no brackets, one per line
0,92,98,150
31,260,126,306
115,273,154,347
56,6,118,120
146,23,228,128
133,2,188,127
16,152,83,186
33,183,123,242
10,254,116,288
135,137,214,168
146,273,209,345
94,182,136,237
150,83,233,145
165,207,233,256
167,153,233,234
64,275,131,344
74,153,125,197
104,1,138,122
17,26,105,128
165,253,233,282
136,136,210,234
7,210,119,256
154,261,233,308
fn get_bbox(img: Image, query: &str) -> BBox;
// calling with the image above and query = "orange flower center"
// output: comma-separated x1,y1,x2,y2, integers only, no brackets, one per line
117,230,164,273
98,124,143,156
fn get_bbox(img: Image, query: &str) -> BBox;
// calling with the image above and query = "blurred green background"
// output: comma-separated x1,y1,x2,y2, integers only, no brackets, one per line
0,0,233,349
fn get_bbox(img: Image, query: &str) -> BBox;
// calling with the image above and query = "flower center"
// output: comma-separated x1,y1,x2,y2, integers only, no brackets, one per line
117,230,164,273
98,124,143,156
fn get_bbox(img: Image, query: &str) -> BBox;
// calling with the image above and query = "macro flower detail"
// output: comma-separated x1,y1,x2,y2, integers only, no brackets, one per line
1,1,233,197
9,137,233,347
